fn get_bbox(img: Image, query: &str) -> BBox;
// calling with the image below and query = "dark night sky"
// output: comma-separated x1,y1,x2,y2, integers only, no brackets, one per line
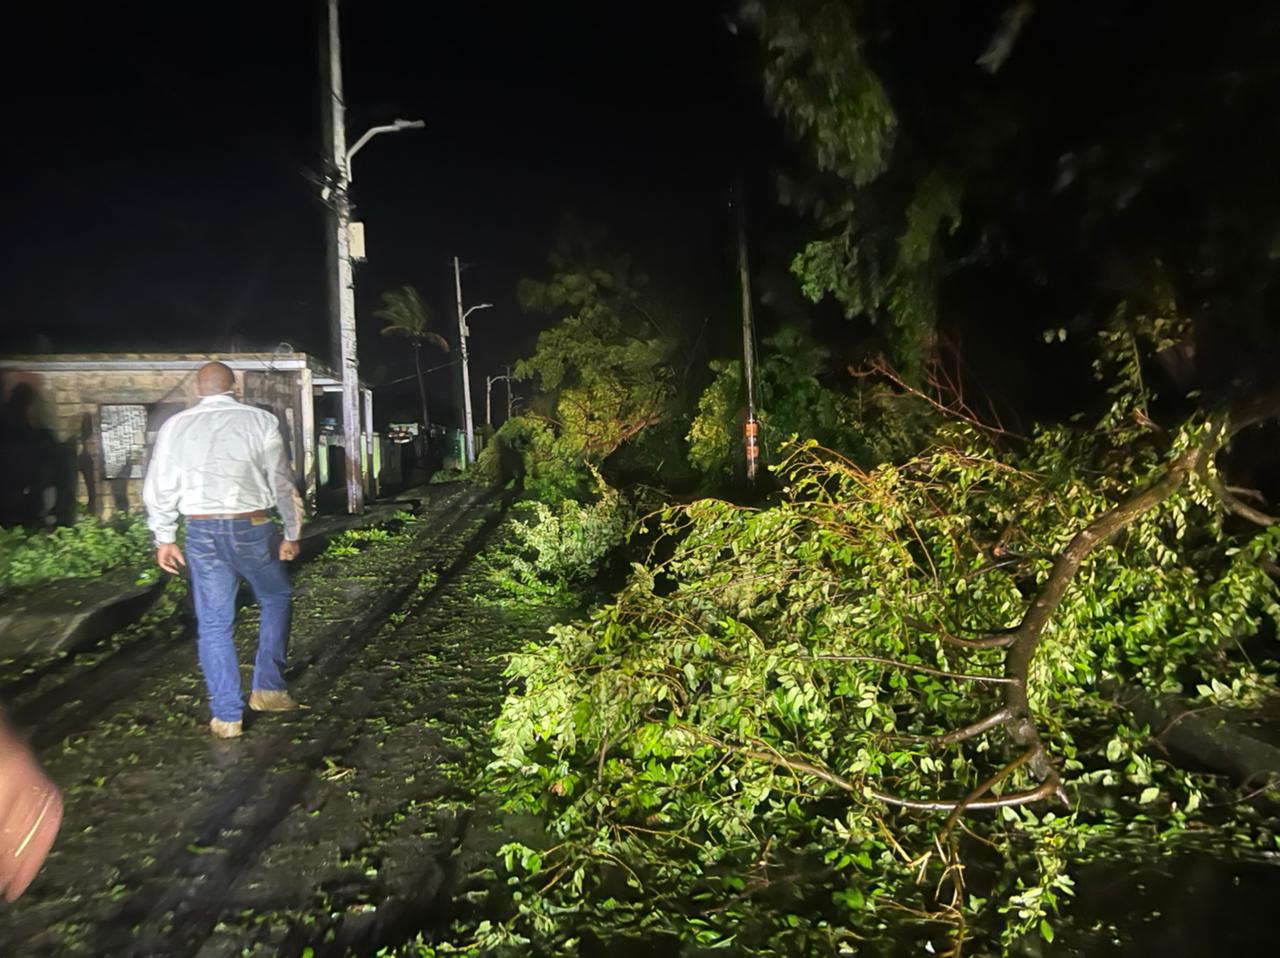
1,1,774,421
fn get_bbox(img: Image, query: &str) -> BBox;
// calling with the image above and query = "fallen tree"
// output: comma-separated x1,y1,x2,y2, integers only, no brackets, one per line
487,321,1280,954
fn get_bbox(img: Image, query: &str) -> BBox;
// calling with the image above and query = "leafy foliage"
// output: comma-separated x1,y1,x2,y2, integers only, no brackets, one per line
487,469,635,605
375,285,450,354
1092,269,1193,437
742,0,895,188
0,516,153,593
746,0,1280,390
473,414,591,502
787,172,959,374
487,322,1279,952
741,1,960,372
688,325,936,481
322,522,414,559
510,233,678,495
375,284,450,429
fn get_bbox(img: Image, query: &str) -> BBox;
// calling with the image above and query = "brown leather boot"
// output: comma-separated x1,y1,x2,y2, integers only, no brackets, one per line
210,718,243,739
248,690,302,712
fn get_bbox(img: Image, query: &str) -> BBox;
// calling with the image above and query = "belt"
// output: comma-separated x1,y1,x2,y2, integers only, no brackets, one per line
186,509,271,521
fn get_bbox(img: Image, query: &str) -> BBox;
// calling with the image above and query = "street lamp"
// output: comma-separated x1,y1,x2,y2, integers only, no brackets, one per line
455,297,491,464
461,303,492,331
325,0,427,515
346,118,426,173
324,117,424,516
485,371,515,428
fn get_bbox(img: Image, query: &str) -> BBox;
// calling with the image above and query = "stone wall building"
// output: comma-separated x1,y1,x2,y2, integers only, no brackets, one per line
0,352,389,522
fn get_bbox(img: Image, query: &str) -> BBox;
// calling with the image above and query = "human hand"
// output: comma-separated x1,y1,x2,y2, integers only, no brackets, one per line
278,539,300,562
155,543,186,575
0,727,63,902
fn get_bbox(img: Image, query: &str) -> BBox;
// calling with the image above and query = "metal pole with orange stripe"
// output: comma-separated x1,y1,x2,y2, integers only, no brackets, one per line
736,182,759,483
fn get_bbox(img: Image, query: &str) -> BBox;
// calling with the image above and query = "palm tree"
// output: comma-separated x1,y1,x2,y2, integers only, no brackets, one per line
375,285,450,435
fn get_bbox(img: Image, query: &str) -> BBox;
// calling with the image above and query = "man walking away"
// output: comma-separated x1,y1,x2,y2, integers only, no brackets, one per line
143,362,305,738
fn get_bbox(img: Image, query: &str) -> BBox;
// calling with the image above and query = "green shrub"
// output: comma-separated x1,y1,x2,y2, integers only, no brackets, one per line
322,523,410,559
491,469,634,603
429,467,465,484
0,516,153,593
473,415,597,502
689,325,937,482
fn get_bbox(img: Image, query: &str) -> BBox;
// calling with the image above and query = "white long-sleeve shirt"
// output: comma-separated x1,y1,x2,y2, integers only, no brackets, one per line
143,395,304,545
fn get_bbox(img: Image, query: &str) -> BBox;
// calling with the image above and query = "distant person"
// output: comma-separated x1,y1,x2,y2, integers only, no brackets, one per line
0,713,62,902
143,362,305,739
0,383,60,527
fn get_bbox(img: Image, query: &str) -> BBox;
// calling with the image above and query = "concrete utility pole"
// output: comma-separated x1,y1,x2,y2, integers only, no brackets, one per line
324,0,423,514
324,0,362,513
485,372,513,427
736,183,760,482
452,256,491,465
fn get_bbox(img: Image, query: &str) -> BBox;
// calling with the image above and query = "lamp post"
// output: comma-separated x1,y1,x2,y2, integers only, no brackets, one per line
452,256,491,465
485,373,513,427
458,303,491,464
325,0,424,514
346,119,425,172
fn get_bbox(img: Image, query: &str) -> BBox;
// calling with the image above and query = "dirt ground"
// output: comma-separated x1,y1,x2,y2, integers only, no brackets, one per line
0,485,557,957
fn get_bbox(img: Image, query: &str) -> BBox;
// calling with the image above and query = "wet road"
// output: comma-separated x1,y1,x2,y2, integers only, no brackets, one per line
0,485,555,956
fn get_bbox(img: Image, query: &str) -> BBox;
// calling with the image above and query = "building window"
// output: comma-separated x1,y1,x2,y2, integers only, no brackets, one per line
100,404,147,479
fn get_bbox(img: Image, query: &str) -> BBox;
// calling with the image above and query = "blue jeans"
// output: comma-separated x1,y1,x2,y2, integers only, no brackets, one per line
185,518,293,722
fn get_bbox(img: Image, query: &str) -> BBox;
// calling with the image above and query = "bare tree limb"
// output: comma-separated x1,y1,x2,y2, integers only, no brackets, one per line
939,748,1037,841
934,708,1015,745
679,726,858,793
941,633,1017,651
903,615,1017,649
888,708,1014,746
851,354,1025,440
1226,485,1272,505
869,777,1060,813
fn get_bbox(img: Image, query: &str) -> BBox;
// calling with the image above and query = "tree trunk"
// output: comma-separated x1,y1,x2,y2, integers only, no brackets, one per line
414,342,430,433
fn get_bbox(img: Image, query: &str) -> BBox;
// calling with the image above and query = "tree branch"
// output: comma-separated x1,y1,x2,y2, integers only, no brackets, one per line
903,615,1017,650
679,726,858,793
1198,452,1277,526
678,436,1221,828
1000,443,1202,790
939,748,1037,841
941,633,1018,650
683,726,1055,824
934,708,1015,745
851,354,1024,440
887,708,1014,747
869,776,1059,813
815,654,1013,685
